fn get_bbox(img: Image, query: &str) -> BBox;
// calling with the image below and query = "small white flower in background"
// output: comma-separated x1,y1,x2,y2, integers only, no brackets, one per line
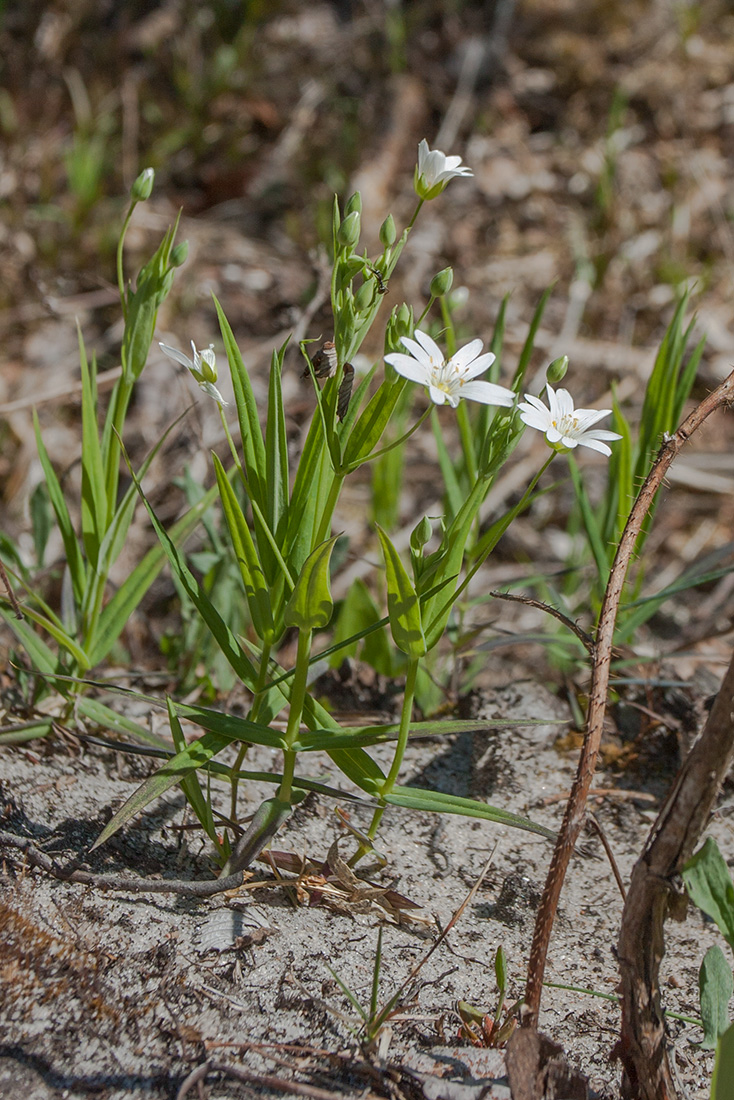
385,329,514,409
518,386,621,456
414,139,473,201
159,340,228,407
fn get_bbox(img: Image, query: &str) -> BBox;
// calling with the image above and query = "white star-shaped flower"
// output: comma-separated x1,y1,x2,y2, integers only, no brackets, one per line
385,329,514,409
159,340,228,407
414,139,473,200
518,386,621,456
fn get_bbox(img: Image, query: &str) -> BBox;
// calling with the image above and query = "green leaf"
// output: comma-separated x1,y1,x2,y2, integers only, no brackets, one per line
0,605,60,679
91,728,235,849
168,698,224,856
265,342,290,548
286,411,330,576
90,482,221,667
330,577,395,676
291,716,525,752
123,450,259,688
712,1022,734,1100
284,535,339,631
343,377,406,470
213,453,275,643
376,525,426,658
384,785,555,839
79,332,107,569
33,411,86,607
699,945,733,1049
76,696,170,749
214,296,266,511
174,701,289,750
682,837,734,952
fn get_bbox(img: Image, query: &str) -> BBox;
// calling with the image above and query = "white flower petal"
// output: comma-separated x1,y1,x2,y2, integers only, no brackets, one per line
159,342,194,369
385,352,432,386
398,336,435,370
449,339,485,371
199,381,228,406
459,352,497,381
460,381,515,406
428,384,448,405
577,436,613,455
411,329,444,364
519,407,551,431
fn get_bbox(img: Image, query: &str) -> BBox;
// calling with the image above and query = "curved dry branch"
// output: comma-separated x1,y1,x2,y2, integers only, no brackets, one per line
523,368,734,1028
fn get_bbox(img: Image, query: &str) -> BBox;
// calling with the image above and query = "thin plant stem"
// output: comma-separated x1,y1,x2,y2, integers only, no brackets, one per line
425,455,555,640
348,407,431,470
277,628,312,803
362,657,419,847
313,471,345,549
229,640,271,824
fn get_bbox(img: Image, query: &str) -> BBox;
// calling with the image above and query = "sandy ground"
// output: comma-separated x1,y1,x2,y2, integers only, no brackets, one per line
2,678,730,1099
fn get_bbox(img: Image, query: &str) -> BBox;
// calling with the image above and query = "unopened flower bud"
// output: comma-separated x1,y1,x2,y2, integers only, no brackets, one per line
410,515,433,553
379,214,396,248
345,192,362,216
430,267,453,298
546,355,569,384
131,167,154,202
170,240,189,268
337,210,361,248
354,279,373,312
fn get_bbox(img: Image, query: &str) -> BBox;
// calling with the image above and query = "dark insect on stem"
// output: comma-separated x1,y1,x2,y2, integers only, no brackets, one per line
367,264,388,295
337,363,355,421
303,339,337,379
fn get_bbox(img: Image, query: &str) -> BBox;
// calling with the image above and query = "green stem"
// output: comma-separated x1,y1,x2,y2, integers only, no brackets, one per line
439,295,457,357
313,471,345,549
116,200,137,322
360,657,419,849
347,406,431,471
277,628,312,803
381,656,419,796
230,640,272,823
425,454,555,639
416,295,436,328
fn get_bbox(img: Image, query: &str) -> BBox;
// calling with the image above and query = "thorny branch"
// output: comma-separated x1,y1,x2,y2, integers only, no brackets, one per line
523,368,734,1028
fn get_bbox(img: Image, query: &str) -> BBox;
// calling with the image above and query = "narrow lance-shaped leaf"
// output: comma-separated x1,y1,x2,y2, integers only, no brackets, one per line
33,411,86,607
265,342,290,547
213,452,275,643
376,525,426,658
284,535,339,631
214,295,266,511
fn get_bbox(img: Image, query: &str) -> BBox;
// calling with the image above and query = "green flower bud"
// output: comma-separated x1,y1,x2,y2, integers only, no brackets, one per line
429,266,454,298
169,240,189,268
345,192,362,216
379,214,396,248
131,167,154,202
546,355,569,384
395,302,413,337
353,279,373,312
337,210,361,248
410,515,433,553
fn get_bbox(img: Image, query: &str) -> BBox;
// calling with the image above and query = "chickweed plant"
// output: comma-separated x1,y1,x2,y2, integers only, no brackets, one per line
4,142,644,871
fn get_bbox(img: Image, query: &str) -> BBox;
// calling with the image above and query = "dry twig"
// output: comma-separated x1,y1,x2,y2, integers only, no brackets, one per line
523,369,734,1028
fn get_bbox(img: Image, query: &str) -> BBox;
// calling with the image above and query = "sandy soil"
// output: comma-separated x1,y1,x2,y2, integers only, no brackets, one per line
2,677,731,1099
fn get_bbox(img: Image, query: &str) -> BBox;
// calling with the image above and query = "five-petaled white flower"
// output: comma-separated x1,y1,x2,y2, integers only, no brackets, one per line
518,386,621,456
414,139,473,201
159,340,228,407
385,329,515,409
